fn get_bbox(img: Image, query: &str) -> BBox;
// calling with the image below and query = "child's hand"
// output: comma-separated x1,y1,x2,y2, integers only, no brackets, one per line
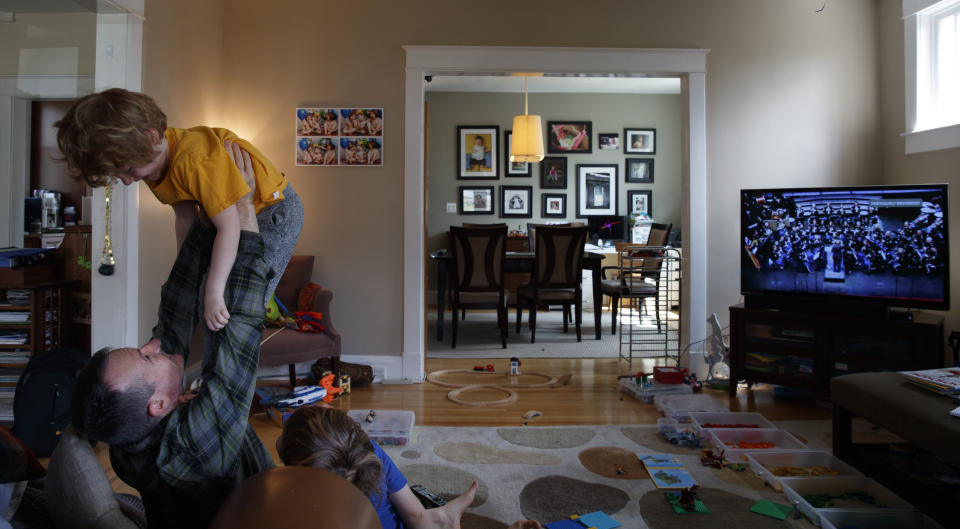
204,292,231,331
224,139,256,199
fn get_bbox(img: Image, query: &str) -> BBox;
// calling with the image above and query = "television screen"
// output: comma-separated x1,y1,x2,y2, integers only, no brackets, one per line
741,185,949,310
587,215,626,242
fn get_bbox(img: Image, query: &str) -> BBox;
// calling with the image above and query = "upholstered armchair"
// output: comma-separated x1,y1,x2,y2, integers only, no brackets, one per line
259,255,341,386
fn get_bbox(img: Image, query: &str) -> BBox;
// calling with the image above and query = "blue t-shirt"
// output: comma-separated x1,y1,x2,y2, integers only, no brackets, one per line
369,442,408,529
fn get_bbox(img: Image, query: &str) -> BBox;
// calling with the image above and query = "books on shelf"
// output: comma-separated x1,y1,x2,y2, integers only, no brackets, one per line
0,312,29,323
0,330,28,345
0,388,13,422
899,367,960,395
0,367,23,384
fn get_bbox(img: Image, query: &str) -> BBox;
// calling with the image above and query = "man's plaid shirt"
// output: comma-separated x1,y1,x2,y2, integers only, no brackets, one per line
110,223,275,529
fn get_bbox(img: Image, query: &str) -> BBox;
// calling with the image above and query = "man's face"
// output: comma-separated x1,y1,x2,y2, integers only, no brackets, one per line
103,339,185,416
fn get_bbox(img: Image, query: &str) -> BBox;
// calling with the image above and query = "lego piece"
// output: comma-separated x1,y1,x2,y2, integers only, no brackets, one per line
545,520,583,529
665,492,708,514
749,499,793,520
577,511,621,529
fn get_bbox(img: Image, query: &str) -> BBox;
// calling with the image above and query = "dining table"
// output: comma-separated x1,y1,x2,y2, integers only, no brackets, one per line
430,249,605,341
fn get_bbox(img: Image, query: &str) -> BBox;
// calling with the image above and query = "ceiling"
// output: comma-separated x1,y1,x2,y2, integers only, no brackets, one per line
425,74,682,94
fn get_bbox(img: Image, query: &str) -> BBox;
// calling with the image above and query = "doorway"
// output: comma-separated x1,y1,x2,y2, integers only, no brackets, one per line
402,46,709,382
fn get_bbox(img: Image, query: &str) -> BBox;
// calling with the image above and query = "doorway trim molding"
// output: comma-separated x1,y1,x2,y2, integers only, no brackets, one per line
401,46,708,382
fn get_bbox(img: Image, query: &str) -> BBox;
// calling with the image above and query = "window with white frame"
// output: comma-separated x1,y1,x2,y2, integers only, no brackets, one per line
904,0,960,153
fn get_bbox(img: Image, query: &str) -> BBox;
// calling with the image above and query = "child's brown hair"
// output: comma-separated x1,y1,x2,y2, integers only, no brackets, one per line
278,406,382,497
55,88,168,187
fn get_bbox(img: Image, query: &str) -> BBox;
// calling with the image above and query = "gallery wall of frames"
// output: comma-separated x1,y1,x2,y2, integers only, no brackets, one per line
425,91,682,262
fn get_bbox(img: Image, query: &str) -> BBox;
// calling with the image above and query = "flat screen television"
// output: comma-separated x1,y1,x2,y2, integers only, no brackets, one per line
587,215,626,243
741,184,949,314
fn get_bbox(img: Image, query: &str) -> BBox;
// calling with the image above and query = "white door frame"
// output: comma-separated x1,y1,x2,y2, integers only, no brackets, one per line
402,46,709,382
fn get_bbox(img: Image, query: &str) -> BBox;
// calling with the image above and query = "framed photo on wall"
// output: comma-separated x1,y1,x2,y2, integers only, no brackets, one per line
598,133,620,150
625,158,654,183
576,164,618,217
542,193,567,218
459,186,495,215
628,190,653,218
540,157,567,189
547,121,592,154
503,130,531,177
500,186,533,218
624,128,656,154
457,125,499,179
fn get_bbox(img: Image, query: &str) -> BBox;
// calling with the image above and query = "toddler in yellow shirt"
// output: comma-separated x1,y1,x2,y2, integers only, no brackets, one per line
55,88,303,332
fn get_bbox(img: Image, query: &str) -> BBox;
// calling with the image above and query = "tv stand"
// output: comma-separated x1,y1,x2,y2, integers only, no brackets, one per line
742,294,893,320
728,303,944,398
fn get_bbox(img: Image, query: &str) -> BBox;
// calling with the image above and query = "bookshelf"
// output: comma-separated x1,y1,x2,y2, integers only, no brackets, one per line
0,280,71,425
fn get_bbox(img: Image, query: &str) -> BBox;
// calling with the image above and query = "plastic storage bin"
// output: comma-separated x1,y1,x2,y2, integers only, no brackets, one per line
689,411,776,432
819,511,945,529
347,409,415,446
706,428,807,462
745,450,860,491
780,475,915,527
619,378,691,403
654,393,728,422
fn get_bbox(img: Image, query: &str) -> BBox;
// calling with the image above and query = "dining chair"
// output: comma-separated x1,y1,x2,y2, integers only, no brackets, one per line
515,225,588,343
449,224,508,348
457,223,507,320
600,223,672,334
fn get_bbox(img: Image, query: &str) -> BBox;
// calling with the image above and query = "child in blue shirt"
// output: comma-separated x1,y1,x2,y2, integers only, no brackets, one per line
278,407,542,529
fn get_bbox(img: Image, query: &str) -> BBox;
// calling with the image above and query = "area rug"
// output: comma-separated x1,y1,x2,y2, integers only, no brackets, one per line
427,309,680,360
378,420,870,528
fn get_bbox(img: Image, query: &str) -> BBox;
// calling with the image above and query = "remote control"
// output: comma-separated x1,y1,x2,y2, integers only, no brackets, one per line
410,484,446,508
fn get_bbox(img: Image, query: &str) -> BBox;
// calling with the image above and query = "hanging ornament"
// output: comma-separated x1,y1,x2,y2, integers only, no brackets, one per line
98,183,116,276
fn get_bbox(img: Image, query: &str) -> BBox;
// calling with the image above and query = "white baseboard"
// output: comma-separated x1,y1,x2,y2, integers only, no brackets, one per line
255,354,409,384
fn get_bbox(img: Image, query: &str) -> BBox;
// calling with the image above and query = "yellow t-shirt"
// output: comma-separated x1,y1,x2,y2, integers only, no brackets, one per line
146,127,286,218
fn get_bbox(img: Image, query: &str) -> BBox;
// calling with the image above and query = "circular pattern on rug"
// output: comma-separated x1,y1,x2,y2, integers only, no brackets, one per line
435,442,562,465
497,427,595,449
519,476,629,521
461,513,508,529
578,446,648,479
639,487,790,529
399,464,487,507
707,466,767,491
400,449,421,459
620,427,702,455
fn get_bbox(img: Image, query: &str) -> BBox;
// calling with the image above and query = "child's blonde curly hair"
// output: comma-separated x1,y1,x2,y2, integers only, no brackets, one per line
55,88,167,187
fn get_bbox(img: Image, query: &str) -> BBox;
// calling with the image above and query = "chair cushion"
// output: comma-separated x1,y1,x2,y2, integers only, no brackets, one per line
457,292,502,304
46,426,141,529
517,284,577,302
259,327,338,367
600,279,657,297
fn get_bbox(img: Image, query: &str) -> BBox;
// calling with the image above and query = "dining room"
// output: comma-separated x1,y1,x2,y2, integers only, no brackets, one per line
423,75,684,364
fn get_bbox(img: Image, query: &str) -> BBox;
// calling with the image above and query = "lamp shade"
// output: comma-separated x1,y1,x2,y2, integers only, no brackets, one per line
509,114,544,162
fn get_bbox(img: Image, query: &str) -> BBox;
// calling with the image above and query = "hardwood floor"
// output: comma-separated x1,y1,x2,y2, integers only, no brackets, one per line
92,356,831,496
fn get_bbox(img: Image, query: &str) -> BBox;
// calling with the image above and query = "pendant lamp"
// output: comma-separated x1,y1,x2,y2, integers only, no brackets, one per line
510,74,544,163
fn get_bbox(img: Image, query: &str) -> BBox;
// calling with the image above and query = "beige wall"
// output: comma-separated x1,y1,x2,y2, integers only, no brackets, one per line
138,0,225,344
0,12,96,76
878,0,960,336
140,0,881,356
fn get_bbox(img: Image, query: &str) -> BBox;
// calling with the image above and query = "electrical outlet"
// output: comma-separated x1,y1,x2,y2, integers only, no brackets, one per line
446,202,457,213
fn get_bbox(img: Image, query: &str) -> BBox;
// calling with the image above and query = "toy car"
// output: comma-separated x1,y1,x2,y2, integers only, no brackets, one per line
276,385,327,408
663,430,701,448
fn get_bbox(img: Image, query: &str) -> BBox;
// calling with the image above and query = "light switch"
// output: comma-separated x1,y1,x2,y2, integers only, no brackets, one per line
446,202,457,213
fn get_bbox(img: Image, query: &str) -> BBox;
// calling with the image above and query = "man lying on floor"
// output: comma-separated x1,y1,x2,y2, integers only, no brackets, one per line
71,164,273,528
